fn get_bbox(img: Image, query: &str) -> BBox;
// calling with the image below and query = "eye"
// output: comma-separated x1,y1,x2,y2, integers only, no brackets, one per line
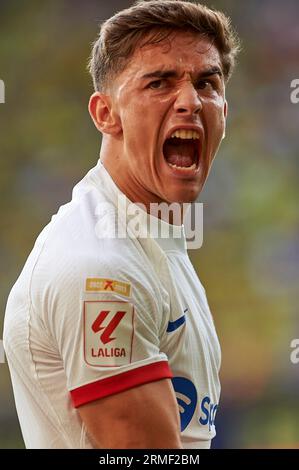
148,79,166,90
196,79,213,90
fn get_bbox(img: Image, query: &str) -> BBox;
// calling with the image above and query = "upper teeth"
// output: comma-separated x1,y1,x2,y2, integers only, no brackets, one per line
171,129,200,140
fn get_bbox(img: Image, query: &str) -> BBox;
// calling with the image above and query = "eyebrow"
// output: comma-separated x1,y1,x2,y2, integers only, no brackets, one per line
141,66,223,80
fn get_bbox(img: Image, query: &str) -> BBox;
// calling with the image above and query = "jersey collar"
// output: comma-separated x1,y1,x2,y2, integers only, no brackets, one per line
91,159,188,254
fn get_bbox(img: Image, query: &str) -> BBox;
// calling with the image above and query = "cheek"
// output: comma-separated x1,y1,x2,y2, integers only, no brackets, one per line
206,99,226,134
118,102,144,146
203,100,226,160
121,100,166,145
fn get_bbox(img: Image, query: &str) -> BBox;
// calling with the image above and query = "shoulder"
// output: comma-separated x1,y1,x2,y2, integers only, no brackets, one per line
30,187,162,312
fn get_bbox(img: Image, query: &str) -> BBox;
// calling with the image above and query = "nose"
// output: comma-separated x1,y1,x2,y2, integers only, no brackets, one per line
174,81,202,116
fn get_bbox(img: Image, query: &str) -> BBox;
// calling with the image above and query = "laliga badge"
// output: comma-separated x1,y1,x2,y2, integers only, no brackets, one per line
84,301,134,367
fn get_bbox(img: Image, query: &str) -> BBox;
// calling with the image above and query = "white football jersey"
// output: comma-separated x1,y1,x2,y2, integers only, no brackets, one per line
3,159,221,449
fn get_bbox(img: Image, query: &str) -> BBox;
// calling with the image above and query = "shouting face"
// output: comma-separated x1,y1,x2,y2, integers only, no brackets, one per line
91,31,227,206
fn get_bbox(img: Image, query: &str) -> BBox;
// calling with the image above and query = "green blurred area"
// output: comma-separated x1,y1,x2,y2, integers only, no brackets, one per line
0,0,299,449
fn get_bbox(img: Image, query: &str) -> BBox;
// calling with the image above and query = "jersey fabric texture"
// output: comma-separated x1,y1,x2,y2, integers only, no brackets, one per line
3,159,221,449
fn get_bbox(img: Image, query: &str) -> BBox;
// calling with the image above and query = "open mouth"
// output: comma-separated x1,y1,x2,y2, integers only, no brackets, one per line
163,129,200,171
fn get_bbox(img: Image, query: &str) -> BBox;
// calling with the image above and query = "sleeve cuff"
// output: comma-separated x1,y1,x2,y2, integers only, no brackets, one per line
70,360,173,408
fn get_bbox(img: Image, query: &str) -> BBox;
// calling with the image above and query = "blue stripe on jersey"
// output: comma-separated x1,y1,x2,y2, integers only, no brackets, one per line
167,309,187,333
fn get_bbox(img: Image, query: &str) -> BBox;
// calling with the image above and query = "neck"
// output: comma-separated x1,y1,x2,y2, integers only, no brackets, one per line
100,136,186,226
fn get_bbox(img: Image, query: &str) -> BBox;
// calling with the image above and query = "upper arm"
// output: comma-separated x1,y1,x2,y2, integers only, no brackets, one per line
31,237,178,447
78,378,182,449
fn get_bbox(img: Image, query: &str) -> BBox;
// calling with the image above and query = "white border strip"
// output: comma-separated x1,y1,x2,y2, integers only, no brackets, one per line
0,340,5,363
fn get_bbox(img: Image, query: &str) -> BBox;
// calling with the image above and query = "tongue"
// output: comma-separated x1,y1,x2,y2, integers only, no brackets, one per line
163,139,195,167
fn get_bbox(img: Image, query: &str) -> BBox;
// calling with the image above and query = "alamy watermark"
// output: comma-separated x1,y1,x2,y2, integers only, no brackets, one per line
290,339,299,365
0,79,5,103
94,195,204,250
290,79,299,104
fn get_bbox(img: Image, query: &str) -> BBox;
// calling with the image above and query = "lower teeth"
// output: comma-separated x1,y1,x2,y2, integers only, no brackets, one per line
168,162,196,170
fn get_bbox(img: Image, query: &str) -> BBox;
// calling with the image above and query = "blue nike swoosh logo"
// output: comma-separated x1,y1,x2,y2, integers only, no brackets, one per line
167,308,188,333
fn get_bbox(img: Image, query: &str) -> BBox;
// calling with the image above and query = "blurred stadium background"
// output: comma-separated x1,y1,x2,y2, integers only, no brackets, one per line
0,0,299,448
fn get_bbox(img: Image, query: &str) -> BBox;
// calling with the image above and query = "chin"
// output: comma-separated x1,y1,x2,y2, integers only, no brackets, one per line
165,184,202,204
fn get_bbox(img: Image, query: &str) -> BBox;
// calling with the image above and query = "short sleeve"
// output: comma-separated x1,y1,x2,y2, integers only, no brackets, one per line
31,240,172,408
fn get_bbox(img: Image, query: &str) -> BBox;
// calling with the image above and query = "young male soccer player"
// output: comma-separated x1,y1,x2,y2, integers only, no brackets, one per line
4,0,239,448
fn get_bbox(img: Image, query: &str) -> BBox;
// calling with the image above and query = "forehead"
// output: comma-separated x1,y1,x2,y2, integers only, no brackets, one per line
116,31,222,85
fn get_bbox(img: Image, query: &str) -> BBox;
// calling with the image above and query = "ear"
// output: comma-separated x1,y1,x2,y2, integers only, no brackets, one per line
88,92,122,135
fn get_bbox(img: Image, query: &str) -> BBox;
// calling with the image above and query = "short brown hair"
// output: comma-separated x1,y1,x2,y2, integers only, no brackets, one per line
88,0,240,92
